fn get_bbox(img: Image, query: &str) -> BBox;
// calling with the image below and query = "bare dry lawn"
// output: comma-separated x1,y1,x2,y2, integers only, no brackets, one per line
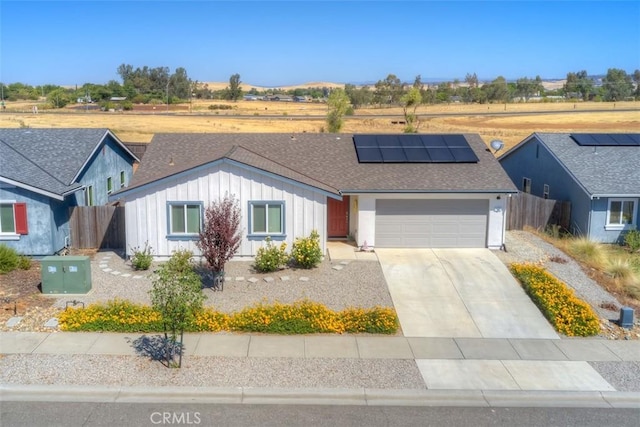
1,100,638,149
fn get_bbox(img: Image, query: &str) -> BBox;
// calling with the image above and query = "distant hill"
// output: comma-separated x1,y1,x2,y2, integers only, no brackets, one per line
201,81,344,91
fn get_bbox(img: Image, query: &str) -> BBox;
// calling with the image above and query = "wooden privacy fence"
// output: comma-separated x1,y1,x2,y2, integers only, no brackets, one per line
69,206,125,249
507,192,571,231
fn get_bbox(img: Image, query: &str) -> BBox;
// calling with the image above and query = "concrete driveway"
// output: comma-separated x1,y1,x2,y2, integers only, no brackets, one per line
376,248,559,339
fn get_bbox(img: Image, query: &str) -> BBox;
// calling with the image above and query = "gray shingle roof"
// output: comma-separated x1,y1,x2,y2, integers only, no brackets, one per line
0,128,119,197
532,133,640,196
125,133,516,195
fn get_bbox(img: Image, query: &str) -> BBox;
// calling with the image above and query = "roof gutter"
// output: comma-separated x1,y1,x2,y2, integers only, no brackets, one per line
590,194,640,199
339,189,519,194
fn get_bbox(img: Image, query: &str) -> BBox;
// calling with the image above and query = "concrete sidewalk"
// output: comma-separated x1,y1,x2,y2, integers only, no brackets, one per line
2,332,640,407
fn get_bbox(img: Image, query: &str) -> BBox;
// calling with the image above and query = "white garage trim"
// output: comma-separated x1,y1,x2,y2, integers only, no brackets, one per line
375,199,489,248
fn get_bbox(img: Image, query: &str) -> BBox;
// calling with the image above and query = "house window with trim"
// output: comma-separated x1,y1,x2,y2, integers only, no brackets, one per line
87,185,94,206
107,177,113,195
543,184,550,199
607,199,637,228
0,202,28,237
167,202,202,237
120,171,126,188
249,201,284,236
522,177,532,194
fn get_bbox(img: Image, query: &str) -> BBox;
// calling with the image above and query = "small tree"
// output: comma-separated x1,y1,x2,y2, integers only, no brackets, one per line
149,249,204,368
225,73,243,101
326,88,350,133
400,87,422,133
197,195,242,276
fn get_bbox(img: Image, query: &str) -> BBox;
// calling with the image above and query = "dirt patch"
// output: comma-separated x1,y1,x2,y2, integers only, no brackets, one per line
0,263,61,331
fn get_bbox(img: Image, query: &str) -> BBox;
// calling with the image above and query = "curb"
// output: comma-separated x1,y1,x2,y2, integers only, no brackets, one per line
2,385,639,408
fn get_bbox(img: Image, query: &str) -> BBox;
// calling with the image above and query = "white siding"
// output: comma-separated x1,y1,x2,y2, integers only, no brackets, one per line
124,161,327,258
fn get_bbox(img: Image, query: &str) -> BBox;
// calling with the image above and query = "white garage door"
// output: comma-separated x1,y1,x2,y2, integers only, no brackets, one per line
375,199,488,248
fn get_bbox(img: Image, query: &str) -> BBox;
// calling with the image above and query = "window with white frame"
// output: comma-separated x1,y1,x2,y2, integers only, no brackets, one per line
522,177,531,194
249,201,284,235
120,171,126,188
107,177,113,194
543,184,550,199
607,199,637,228
0,202,28,236
167,202,202,236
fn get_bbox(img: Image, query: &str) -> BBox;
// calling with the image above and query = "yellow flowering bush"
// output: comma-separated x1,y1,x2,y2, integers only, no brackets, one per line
58,298,399,335
58,299,162,332
509,263,600,336
291,230,323,269
254,237,289,272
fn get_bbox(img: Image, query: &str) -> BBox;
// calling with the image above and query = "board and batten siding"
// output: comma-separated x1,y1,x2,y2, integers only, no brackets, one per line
124,161,327,258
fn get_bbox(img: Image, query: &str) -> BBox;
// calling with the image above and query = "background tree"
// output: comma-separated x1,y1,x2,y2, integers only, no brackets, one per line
602,68,633,101
197,195,242,278
344,84,372,109
47,88,71,108
633,69,640,99
483,76,509,103
150,250,204,368
326,88,350,132
170,67,191,99
515,76,543,101
564,70,593,101
225,73,243,101
400,87,422,133
374,74,404,105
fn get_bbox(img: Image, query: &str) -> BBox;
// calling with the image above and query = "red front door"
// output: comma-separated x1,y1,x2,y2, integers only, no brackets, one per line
328,196,349,237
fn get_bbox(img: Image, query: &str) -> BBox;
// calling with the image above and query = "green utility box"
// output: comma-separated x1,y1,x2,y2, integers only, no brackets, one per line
41,256,92,294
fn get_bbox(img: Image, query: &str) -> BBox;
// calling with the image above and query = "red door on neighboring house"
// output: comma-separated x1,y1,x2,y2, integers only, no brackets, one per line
328,196,349,237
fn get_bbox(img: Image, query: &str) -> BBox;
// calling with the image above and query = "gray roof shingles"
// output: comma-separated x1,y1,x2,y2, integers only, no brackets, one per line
0,128,111,197
534,133,640,196
126,133,516,195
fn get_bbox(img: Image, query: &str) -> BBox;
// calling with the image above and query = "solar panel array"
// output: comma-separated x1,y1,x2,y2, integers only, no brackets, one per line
570,133,640,146
353,134,479,163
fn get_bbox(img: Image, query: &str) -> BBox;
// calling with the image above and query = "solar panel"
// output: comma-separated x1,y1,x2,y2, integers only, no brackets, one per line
450,147,479,162
356,147,383,163
380,147,407,162
427,147,455,162
571,133,640,146
352,134,479,163
404,147,431,162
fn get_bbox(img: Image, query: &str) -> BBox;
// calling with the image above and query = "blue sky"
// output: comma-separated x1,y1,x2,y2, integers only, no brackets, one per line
1,1,639,87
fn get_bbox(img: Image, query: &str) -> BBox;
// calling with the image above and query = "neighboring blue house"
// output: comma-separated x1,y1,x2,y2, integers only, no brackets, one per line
0,128,139,256
499,133,640,243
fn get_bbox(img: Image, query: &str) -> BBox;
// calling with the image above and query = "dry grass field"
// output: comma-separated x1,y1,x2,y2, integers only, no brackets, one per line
1,99,638,149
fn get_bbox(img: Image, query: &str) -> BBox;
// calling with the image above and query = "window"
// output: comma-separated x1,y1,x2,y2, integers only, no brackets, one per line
120,171,126,188
607,199,637,228
0,202,28,236
249,201,284,235
87,185,94,206
543,184,550,199
522,177,531,194
167,202,202,237
107,177,113,194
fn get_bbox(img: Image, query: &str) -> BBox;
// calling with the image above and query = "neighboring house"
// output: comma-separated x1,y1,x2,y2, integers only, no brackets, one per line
499,133,640,243
113,133,516,259
0,128,139,255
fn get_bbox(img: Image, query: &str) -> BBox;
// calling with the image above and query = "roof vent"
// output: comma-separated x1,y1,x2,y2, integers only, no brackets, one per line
169,156,175,166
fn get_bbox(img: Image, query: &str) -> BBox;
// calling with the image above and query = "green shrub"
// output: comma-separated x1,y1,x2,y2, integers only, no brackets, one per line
130,242,153,270
59,299,163,332
510,263,600,336
121,100,133,111
254,237,289,272
17,255,31,270
291,230,323,269
0,244,20,274
624,229,640,252
208,104,233,110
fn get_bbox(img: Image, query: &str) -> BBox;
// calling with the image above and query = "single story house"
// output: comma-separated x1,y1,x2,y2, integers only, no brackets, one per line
111,133,517,258
499,133,640,243
0,128,139,255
